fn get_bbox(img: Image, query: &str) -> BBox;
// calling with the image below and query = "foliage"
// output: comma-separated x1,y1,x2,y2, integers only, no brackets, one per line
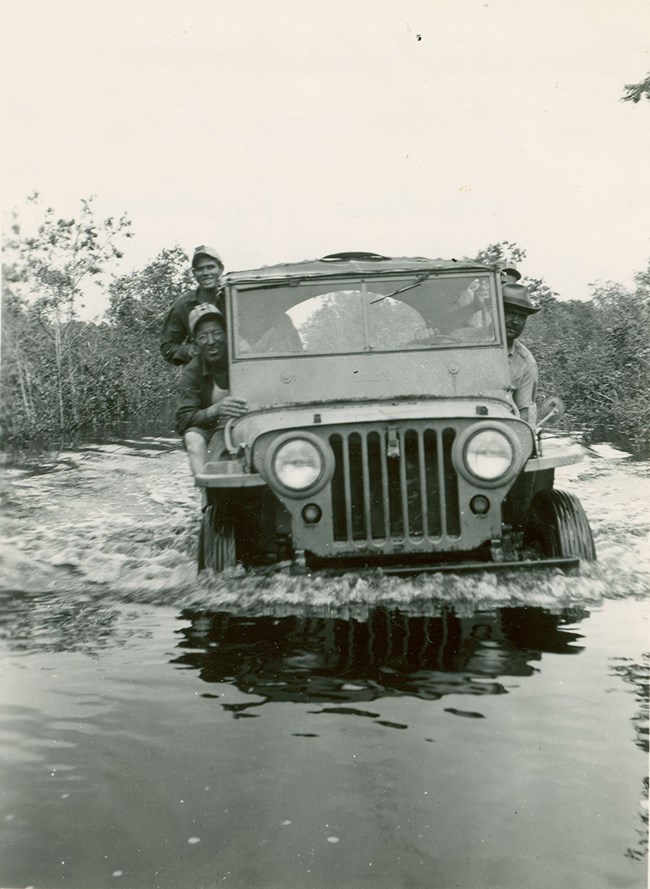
525,271,650,450
621,73,650,103
474,240,526,267
2,194,133,436
297,291,425,352
107,245,193,336
1,198,184,449
476,241,650,451
2,213,649,454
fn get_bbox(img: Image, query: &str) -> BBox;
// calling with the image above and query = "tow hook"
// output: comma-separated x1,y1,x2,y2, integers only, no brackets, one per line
490,525,521,562
292,549,308,575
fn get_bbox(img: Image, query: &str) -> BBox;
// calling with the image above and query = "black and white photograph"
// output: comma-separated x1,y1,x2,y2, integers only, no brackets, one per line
1,2,649,887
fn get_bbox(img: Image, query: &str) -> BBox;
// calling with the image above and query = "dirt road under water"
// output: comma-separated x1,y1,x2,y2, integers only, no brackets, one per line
1,437,649,614
0,438,648,889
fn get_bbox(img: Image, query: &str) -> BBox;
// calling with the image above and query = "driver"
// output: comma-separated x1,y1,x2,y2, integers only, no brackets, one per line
175,304,248,478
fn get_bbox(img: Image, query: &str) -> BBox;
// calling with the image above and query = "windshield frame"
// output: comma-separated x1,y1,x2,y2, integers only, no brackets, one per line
230,271,502,361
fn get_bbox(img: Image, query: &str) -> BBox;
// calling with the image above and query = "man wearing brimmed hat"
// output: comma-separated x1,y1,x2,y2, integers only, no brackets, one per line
175,303,248,477
502,283,540,425
160,245,226,365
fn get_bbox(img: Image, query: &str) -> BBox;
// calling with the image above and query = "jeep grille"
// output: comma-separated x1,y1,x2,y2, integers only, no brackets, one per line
329,426,461,545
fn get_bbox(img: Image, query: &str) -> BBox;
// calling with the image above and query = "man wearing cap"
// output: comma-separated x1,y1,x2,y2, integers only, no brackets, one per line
500,263,522,286
160,246,226,365
502,283,540,426
175,304,248,478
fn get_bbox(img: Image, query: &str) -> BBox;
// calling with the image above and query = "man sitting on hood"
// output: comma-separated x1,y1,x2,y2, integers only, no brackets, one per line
175,304,248,478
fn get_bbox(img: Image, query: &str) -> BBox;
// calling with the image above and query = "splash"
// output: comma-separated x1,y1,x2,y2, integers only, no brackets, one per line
1,437,648,617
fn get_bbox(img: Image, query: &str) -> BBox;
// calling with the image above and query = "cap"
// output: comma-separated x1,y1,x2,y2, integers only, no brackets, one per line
188,303,225,336
502,283,540,314
500,263,522,281
192,245,224,269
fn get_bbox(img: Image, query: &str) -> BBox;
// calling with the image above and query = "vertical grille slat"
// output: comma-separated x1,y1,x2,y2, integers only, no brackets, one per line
330,434,346,541
341,434,354,539
417,429,429,535
329,424,461,547
398,431,410,539
404,430,424,537
360,433,373,541
424,429,442,537
442,429,461,537
368,432,387,540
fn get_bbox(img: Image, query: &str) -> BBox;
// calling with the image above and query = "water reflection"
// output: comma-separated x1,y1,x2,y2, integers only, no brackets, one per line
173,605,587,712
610,652,649,863
0,591,124,655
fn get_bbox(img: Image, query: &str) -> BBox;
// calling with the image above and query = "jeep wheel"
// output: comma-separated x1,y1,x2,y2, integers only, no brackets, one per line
525,490,596,561
198,505,237,572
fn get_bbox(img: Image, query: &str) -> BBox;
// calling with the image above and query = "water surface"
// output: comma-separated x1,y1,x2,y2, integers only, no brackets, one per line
0,439,648,888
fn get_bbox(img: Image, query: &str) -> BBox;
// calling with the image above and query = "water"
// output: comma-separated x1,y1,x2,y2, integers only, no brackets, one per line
0,438,648,888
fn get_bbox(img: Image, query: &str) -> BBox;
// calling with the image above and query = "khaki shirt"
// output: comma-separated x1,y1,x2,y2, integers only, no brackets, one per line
508,340,538,425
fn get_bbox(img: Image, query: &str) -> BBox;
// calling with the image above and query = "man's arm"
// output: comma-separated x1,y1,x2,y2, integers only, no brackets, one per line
175,363,219,435
160,304,195,366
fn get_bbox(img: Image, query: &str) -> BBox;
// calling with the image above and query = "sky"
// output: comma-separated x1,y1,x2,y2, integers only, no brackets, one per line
2,0,650,319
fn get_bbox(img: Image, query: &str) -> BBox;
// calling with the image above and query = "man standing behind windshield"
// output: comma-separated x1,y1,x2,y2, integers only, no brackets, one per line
160,245,226,365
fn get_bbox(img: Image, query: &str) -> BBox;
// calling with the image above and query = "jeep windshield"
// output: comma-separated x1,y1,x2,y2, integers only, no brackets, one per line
232,273,499,358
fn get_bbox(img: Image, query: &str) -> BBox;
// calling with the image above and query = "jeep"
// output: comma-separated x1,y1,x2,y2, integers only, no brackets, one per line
194,252,596,574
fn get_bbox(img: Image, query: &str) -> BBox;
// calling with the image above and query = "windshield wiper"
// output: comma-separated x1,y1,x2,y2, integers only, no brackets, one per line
368,273,434,304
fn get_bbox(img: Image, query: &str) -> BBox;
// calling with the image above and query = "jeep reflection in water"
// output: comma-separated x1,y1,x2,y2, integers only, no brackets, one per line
194,252,596,574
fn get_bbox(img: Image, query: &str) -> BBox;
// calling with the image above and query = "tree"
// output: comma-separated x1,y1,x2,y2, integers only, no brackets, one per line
473,241,526,268
3,194,132,431
102,246,194,425
621,73,650,104
473,241,558,309
107,245,192,341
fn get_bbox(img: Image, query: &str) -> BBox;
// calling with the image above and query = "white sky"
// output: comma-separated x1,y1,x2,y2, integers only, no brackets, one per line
2,0,650,318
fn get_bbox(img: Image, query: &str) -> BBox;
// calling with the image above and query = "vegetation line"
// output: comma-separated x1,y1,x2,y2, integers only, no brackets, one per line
2,197,649,455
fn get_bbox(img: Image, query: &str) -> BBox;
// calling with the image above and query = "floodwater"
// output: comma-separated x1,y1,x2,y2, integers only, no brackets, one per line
0,438,648,889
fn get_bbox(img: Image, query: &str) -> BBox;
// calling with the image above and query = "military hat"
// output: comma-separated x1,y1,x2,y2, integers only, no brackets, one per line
192,245,224,269
500,263,522,281
188,303,225,336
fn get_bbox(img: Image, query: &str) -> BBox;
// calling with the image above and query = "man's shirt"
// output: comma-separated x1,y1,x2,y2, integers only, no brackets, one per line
160,287,225,365
175,355,229,435
508,339,538,425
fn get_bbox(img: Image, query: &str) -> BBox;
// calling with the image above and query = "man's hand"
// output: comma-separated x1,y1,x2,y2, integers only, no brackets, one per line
207,396,248,421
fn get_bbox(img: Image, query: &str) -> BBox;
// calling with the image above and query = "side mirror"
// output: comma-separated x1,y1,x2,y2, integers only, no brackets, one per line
537,396,565,429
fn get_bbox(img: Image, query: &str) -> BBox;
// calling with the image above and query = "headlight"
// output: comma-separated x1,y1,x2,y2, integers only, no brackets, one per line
273,438,324,490
464,429,514,480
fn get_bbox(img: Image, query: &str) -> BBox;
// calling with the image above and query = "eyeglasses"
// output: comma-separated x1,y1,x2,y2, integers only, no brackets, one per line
196,331,224,345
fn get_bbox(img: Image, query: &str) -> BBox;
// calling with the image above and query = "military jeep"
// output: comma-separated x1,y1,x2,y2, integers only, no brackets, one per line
194,252,596,574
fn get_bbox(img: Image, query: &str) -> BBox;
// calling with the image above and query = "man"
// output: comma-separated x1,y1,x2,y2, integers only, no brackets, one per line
500,263,522,286
502,283,540,425
160,245,226,365
175,304,248,478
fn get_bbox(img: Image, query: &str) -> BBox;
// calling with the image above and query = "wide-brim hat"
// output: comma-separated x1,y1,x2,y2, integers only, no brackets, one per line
502,284,540,314
188,303,225,336
192,245,224,269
